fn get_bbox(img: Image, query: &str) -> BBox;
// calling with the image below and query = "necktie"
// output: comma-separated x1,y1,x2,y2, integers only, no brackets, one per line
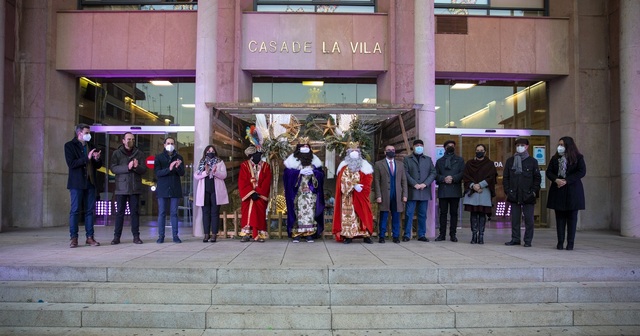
389,160,394,175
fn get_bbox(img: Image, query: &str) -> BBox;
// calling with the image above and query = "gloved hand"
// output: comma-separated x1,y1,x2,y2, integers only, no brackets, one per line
251,193,260,201
354,184,363,193
300,167,313,176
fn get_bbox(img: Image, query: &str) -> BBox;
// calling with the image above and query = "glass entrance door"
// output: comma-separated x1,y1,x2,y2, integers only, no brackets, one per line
90,126,195,232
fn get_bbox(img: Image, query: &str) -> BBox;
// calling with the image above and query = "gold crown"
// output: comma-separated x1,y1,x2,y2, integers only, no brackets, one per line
297,136,310,145
347,141,360,150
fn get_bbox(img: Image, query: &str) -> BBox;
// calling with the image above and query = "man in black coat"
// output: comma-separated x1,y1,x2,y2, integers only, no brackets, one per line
109,132,148,245
64,123,102,248
154,137,185,243
503,138,542,247
435,140,465,242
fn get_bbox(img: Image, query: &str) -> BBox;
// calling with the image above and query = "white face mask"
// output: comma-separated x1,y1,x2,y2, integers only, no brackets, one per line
557,145,565,155
516,145,526,153
300,147,310,154
349,151,360,159
82,133,91,142
165,144,175,153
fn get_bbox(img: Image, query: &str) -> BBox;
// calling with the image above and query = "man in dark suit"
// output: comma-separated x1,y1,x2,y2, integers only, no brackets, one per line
154,137,185,244
64,123,102,248
435,140,465,242
403,139,437,242
373,144,408,243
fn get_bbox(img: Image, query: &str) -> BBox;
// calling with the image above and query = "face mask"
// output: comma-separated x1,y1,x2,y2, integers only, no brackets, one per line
414,146,424,155
82,133,91,142
349,151,360,159
385,151,396,159
251,152,263,164
445,146,455,153
206,152,215,159
516,145,526,153
557,145,565,155
165,144,175,153
300,147,310,154
475,152,485,159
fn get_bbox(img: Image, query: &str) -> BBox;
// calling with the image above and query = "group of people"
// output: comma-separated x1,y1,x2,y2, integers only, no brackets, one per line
65,124,585,251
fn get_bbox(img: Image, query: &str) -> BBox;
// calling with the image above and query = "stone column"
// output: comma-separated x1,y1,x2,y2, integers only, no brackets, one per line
0,0,5,232
620,0,640,237
193,0,218,237
414,0,437,237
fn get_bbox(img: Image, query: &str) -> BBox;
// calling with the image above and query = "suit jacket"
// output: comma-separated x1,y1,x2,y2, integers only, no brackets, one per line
64,137,103,190
373,158,407,212
403,153,437,201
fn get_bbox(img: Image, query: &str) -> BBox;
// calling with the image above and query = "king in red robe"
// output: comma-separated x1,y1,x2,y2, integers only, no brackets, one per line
238,146,272,242
332,146,374,243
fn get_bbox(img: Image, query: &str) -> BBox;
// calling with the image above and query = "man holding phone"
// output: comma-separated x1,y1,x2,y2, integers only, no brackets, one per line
64,123,102,248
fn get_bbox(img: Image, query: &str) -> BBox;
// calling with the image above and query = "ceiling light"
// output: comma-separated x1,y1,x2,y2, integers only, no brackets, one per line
150,80,173,86
181,104,195,108
302,81,324,87
451,83,476,90
253,97,261,103
435,106,440,110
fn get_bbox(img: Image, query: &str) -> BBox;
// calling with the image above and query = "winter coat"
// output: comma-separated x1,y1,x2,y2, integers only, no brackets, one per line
194,159,229,206
503,156,541,204
110,145,148,195
154,150,185,198
64,137,103,190
435,153,465,198
373,158,408,212
403,153,437,201
546,154,586,211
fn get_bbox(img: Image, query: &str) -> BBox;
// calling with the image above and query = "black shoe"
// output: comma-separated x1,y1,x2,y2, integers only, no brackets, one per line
434,235,446,241
505,240,520,246
393,237,400,243
111,237,120,245
524,243,532,247
156,237,164,244
209,235,217,243
133,236,143,244
203,235,210,243
378,237,385,244
418,236,429,242
363,237,373,244
343,238,352,244
401,236,410,242
566,245,574,251
173,236,182,243
241,236,251,242
556,242,563,250
450,236,458,242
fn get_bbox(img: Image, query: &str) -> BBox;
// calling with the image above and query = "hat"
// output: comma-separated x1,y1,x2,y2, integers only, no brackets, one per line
443,140,456,147
413,139,424,146
244,145,258,157
515,138,529,146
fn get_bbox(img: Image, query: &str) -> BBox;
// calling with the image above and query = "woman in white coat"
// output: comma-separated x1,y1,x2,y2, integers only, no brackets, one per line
194,145,229,242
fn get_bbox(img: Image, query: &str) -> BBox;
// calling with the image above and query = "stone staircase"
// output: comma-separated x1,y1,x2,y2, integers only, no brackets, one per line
1,265,640,334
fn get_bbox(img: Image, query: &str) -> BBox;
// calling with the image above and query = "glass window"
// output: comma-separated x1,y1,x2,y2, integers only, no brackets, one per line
435,0,544,17
253,79,376,104
255,0,375,13
435,81,548,130
79,1,197,11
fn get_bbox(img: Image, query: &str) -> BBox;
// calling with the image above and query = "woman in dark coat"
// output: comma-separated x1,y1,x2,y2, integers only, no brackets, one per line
546,136,586,251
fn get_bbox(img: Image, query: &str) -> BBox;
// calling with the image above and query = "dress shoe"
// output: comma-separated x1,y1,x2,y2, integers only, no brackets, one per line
378,237,385,244
111,237,121,245
418,236,429,242
363,237,374,244
343,238,352,244
556,243,563,250
504,240,521,246
241,236,251,242
257,238,265,242
566,244,574,251
203,234,210,243
133,236,143,244
209,235,217,243
434,235,446,241
524,243,532,247
393,237,400,244
173,236,182,243
69,237,78,248
402,236,410,242
156,237,165,244
86,236,100,246
450,236,458,242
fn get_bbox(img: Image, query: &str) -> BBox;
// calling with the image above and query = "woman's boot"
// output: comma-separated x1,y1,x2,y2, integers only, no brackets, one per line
478,214,486,244
470,213,478,244
203,234,210,243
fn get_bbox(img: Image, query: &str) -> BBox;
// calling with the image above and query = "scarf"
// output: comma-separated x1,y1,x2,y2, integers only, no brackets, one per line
463,157,497,197
443,152,454,169
197,157,221,178
558,155,567,178
512,151,530,174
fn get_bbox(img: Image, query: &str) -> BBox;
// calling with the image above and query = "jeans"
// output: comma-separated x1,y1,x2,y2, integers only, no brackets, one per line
69,185,96,239
379,196,400,238
404,200,428,238
114,194,140,237
202,191,220,235
158,197,180,238
510,203,535,244
438,197,460,237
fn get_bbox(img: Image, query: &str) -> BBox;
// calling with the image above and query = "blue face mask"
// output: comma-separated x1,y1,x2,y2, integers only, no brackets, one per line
414,146,424,155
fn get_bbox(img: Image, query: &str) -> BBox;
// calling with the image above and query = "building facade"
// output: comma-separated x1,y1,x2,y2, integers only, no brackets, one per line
1,0,638,237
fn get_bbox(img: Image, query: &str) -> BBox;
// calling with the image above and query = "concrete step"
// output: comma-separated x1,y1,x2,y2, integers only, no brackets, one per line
2,281,640,306
3,303,639,329
2,265,640,284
